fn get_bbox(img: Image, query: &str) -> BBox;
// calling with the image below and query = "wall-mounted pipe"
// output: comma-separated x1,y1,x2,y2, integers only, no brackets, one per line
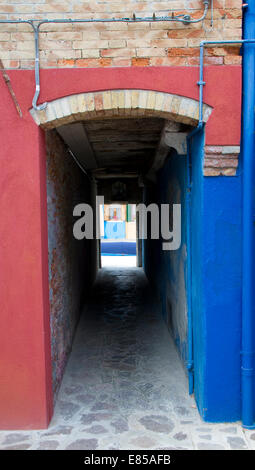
240,0,255,430
186,121,204,395
0,1,211,110
198,37,255,124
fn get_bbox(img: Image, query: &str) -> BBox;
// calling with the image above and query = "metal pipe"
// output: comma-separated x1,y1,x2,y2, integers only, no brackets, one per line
0,1,210,110
33,1,209,109
186,121,204,395
32,22,46,110
185,139,193,395
198,38,255,125
36,1,209,27
0,20,44,109
240,0,255,430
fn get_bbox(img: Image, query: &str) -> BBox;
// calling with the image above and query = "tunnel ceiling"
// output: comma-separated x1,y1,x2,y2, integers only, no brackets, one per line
85,118,164,176
57,117,189,181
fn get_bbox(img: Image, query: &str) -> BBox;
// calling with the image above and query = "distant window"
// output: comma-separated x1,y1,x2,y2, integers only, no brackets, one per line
109,206,122,221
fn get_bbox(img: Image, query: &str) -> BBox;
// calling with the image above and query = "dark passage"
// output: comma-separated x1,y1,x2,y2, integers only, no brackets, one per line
51,268,199,447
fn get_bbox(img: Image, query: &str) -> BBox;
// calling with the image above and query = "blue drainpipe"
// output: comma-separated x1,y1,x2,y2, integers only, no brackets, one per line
241,0,255,429
185,36,205,393
186,122,204,395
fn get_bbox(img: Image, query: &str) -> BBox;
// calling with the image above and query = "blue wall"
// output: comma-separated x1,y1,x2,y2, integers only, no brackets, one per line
190,130,242,422
144,150,189,367
201,176,242,421
159,153,189,365
104,221,126,239
144,130,243,423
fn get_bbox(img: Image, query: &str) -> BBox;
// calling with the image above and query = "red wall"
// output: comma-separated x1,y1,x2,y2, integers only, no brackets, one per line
7,66,241,145
0,74,53,429
0,65,241,429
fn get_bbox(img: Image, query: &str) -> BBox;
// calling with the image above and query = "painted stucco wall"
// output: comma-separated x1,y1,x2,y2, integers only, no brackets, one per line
201,175,242,422
143,151,189,367
46,130,91,400
189,129,242,422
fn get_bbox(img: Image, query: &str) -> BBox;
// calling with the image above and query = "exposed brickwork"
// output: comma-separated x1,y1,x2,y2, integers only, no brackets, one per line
0,1,242,69
204,145,240,176
46,129,91,400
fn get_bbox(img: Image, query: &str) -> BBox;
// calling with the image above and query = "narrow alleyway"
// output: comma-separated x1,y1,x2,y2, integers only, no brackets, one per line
0,268,254,450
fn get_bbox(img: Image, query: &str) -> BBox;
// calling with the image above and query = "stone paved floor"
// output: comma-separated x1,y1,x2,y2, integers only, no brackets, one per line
0,268,255,450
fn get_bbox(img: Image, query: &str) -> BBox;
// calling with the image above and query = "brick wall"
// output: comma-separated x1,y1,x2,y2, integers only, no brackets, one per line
204,145,240,176
0,0,242,69
46,129,92,400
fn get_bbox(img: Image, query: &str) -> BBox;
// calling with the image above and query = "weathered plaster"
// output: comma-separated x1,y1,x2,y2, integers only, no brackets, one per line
46,130,91,400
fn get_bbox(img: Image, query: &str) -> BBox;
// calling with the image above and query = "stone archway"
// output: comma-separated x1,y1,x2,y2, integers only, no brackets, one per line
30,89,212,129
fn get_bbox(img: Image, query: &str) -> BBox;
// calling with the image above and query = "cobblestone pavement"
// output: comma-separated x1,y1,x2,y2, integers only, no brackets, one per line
0,268,254,450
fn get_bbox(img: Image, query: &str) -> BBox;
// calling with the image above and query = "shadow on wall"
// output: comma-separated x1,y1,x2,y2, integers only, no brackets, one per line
46,129,93,401
144,151,189,366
